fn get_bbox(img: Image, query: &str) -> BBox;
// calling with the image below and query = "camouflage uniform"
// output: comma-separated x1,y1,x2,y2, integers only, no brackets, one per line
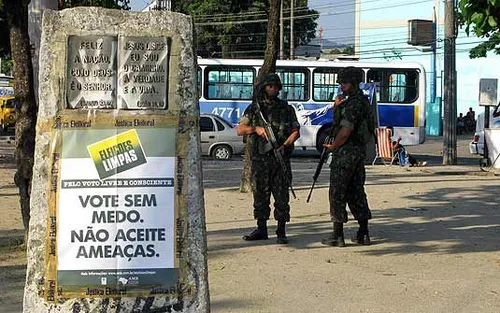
240,97,300,222
329,89,373,223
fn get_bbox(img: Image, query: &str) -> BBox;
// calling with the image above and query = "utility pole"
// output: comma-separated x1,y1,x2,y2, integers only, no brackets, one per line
430,6,437,104
280,0,284,59
443,0,457,164
290,0,295,60
432,0,440,104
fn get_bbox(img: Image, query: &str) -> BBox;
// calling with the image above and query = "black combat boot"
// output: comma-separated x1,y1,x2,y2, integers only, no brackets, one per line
276,220,288,244
243,219,268,241
351,219,371,245
321,222,345,247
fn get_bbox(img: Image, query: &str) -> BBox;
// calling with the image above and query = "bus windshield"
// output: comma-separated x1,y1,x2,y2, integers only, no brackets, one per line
5,99,16,109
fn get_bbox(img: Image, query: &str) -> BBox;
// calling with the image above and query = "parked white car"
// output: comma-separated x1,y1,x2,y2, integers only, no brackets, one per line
200,114,245,159
469,111,500,155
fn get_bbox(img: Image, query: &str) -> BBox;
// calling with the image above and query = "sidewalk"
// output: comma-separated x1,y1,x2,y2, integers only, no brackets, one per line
206,138,500,313
206,166,500,313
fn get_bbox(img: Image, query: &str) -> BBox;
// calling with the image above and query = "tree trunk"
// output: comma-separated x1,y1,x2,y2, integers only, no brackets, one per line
4,0,38,242
239,0,281,193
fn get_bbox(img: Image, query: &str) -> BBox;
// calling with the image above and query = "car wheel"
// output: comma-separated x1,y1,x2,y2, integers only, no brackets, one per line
212,145,232,160
316,127,331,153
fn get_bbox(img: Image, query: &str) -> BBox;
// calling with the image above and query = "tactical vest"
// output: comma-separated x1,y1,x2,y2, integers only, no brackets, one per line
331,90,374,150
249,99,296,158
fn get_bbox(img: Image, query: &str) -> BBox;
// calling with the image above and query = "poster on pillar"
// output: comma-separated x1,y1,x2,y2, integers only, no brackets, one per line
53,124,180,298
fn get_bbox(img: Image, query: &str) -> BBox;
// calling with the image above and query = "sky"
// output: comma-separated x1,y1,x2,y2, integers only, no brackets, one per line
130,0,149,11
308,0,355,46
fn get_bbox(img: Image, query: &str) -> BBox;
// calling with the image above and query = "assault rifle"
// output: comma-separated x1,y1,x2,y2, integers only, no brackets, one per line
254,102,297,199
306,135,333,203
306,94,348,203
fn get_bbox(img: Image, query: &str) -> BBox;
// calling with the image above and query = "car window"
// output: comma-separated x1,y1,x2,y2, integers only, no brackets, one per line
215,119,225,131
200,116,215,132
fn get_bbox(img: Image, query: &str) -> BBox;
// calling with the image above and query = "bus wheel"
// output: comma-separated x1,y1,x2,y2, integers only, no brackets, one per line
316,127,331,153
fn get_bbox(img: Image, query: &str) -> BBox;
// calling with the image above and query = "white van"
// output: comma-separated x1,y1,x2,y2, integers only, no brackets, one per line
469,110,500,155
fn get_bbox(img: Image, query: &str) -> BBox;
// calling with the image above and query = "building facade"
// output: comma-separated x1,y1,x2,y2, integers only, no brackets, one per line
356,0,500,119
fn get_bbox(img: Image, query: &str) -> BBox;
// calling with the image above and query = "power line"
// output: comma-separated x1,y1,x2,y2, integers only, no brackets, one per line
204,39,484,58
193,0,415,21
208,32,479,50
194,0,433,26
192,0,362,20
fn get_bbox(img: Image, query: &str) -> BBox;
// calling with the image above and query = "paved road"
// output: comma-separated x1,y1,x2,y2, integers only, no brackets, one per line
202,136,483,190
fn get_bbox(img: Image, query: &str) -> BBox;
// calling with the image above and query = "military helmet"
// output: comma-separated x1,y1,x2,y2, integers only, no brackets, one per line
337,67,364,85
261,73,283,90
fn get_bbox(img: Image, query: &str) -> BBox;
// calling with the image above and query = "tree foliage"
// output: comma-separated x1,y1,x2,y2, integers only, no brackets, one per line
1,58,13,75
59,0,130,10
458,0,500,58
0,0,11,58
0,0,131,66
176,0,318,58
324,46,354,55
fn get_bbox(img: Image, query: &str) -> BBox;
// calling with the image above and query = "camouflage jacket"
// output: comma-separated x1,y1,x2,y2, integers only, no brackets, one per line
240,98,300,159
331,89,374,156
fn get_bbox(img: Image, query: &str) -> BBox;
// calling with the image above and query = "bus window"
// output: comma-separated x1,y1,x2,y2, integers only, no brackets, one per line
197,67,202,99
367,70,383,102
205,67,255,100
276,68,309,101
367,69,419,103
313,68,340,102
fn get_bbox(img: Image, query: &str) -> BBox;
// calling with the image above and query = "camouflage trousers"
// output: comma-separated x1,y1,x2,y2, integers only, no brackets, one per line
251,157,292,222
329,151,372,223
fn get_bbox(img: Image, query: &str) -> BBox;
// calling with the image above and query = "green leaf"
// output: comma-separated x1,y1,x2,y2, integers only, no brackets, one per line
488,15,498,28
471,12,485,25
489,0,500,7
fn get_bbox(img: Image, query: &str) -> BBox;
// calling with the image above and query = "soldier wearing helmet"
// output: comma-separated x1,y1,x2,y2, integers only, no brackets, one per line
322,66,374,247
236,73,300,244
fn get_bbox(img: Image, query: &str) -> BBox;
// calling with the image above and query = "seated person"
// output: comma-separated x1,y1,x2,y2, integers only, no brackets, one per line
386,126,427,167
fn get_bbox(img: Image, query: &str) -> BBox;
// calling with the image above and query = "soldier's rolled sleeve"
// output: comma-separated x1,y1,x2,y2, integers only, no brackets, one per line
289,106,300,129
340,119,355,130
240,106,255,126
239,116,251,125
